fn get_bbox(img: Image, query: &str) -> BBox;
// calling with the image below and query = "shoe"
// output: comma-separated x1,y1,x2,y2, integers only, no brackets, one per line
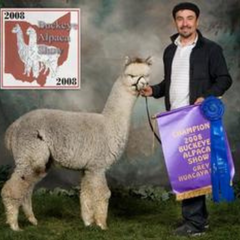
204,222,209,230
173,223,206,237
175,220,209,230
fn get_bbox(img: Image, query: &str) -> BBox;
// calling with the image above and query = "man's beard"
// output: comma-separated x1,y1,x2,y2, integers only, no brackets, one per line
179,30,193,39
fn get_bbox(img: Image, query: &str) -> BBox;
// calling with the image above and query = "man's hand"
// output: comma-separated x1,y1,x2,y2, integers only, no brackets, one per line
194,97,205,104
140,86,153,97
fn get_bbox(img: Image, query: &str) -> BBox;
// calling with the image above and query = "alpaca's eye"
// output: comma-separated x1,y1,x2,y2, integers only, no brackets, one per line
128,74,135,78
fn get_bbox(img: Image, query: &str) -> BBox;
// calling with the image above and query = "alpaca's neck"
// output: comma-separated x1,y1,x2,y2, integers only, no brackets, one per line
102,76,138,160
29,33,37,46
16,31,26,49
16,31,27,60
102,76,137,122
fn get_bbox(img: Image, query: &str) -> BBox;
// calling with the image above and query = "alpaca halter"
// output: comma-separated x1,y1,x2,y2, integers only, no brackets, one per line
131,75,146,91
145,97,162,144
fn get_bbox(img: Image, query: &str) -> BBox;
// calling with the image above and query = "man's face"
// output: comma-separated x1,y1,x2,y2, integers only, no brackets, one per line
174,9,198,38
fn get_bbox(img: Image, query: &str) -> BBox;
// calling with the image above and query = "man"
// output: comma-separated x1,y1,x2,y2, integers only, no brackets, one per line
141,2,232,237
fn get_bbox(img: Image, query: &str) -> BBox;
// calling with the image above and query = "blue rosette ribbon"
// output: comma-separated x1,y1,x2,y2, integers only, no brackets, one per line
200,96,234,202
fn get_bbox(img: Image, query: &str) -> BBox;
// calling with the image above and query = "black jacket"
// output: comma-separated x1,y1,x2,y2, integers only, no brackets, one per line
151,30,232,111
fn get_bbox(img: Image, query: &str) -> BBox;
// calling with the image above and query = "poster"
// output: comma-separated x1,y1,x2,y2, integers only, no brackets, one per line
1,8,80,89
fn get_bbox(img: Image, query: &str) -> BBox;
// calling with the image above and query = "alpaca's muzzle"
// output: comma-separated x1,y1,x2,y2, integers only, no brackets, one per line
132,76,148,91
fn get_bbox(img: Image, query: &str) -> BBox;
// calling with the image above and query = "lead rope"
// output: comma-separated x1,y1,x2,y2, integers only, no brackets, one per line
144,97,161,145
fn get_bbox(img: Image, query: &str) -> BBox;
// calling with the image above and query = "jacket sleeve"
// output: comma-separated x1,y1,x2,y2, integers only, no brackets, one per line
151,80,166,98
203,45,232,98
150,48,167,99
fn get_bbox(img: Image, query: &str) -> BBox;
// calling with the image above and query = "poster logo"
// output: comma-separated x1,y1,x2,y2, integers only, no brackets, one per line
0,8,81,89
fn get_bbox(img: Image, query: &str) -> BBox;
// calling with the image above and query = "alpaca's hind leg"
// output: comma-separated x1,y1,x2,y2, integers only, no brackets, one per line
3,199,21,231
2,136,50,231
22,185,38,226
21,158,50,226
2,168,47,230
80,171,95,227
1,172,26,231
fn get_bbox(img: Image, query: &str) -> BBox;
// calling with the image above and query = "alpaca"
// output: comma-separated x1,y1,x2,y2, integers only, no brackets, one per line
25,27,42,78
12,24,32,76
1,57,152,231
26,27,60,78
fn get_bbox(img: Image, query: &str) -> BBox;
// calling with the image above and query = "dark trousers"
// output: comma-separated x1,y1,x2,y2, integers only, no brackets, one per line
182,195,208,230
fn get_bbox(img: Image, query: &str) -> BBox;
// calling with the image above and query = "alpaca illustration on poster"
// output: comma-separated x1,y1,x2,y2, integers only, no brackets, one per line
26,26,60,78
12,24,60,79
11,24,32,77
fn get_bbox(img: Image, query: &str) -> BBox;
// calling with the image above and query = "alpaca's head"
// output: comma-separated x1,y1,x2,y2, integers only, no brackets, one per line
12,24,21,34
26,27,36,36
123,56,152,94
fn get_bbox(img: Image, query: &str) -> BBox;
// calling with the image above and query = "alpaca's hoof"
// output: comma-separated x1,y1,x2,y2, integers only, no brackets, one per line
28,217,38,226
84,221,94,227
85,224,93,228
96,222,108,230
10,224,22,231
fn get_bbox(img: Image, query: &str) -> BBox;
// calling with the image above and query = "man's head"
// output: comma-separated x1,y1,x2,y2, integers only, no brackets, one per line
172,2,200,39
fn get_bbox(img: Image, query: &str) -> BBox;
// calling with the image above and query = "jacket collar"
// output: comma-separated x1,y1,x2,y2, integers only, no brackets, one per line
170,29,204,48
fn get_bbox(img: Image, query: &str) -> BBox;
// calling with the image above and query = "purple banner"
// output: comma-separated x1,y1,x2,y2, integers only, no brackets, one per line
156,104,234,200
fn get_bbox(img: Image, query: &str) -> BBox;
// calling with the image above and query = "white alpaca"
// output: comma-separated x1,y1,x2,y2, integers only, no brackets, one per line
1,57,152,231
25,27,42,78
26,27,60,78
12,24,32,76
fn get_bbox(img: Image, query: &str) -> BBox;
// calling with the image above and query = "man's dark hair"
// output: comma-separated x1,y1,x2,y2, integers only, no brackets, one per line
172,2,200,19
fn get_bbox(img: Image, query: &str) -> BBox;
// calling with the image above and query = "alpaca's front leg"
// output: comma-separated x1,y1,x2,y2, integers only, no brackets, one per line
23,63,28,75
43,61,50,74
91,170,111,230
80,170,111,230
93,179,111,230
80,171,95,227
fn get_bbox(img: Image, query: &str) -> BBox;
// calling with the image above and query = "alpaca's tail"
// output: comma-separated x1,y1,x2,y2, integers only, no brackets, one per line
4,119,21,154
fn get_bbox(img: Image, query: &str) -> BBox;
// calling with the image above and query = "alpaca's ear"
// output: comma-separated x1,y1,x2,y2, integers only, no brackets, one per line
145,56,153,65
124,56,131,66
